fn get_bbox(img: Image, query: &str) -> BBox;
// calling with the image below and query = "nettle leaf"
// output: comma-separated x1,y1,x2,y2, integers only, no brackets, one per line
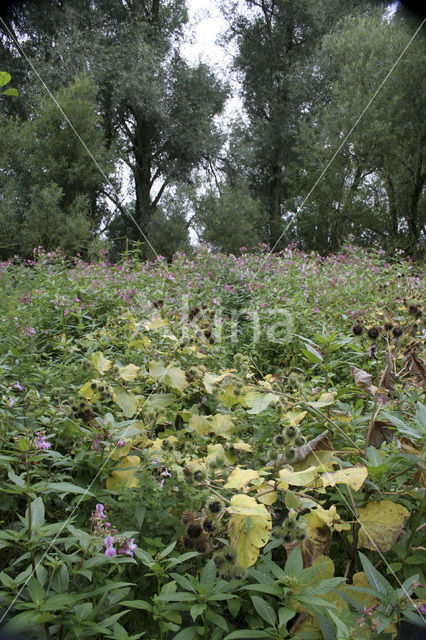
321,465,368,491
225,468,259,490
244,392,277,414
92,351,112,374
106,455,140,491
357,500,410,552
228,494,272,569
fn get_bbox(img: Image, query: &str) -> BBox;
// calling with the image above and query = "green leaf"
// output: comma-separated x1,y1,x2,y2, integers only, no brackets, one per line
172,627,198,640
113,385,139,418
190,603,205,621
2,87,18,96
224,631,272,639
158,541,177,558
156,592,197,602
415,402,426,433
28,577,44,603
46,482,94,497
285,546,303,577
119,600,152,611
200,558,217,588
358,551,392,596
250,595,277,626
285,490,301,510
29,496,45,529
381,411,421,439
278,606,296,628
205,610,229,632
41,593,83,610
51,564,69,593
0,71,11,87
302,344,323,363
245,392,277,414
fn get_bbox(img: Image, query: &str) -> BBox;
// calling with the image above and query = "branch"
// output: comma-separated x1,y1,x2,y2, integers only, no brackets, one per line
152,179,169,208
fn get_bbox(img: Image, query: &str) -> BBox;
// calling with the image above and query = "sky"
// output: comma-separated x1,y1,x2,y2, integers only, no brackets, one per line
182,0,243,125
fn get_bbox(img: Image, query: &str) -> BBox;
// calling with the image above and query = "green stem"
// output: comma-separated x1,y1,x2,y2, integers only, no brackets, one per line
405,491,426,552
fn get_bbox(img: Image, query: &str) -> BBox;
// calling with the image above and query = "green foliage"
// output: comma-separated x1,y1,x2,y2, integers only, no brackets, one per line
0,74,113,258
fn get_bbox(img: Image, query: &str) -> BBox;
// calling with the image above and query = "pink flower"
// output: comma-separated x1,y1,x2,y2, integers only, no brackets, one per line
118,538,137,558
13,382,24,391
96,504,107,519
116,439,126,447
93,436,101,451
36,434,51,449
8,397,15,408
104,536,116,557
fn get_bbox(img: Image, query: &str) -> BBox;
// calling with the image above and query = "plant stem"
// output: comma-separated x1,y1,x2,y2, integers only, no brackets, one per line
405,491,426,551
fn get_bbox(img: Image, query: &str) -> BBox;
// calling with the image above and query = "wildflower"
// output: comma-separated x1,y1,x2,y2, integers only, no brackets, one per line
96,504,107,520
13,382,24,391
104,536,116,557
118,538,137,558
8,397,15,408
35,432,51,449
93,436,101,451
116,439,127,447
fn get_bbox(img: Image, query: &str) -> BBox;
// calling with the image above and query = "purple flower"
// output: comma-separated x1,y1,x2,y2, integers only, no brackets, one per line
35,433,51,449
116,439,126,447
96,504,107,519
118,538,137,558
93,436,101,451
417,604,426,614
13,382,24,391
104,535,116,557
8,397,15,408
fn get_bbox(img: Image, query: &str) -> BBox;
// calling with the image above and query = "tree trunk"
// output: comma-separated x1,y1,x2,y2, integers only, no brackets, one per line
133,112,154,247
268,165,283,250
407,147,424,244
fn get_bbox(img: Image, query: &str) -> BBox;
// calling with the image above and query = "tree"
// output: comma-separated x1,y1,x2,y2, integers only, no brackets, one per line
220,0,368,251
0,74,112,257
0,0,228,257
291,7,426,253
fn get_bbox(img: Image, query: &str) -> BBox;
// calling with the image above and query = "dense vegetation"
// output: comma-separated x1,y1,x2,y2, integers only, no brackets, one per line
0,244,425,639
1,0,425,258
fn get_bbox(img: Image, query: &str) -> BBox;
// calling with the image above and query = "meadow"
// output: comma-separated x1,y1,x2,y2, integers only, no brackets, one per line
0,242,425,640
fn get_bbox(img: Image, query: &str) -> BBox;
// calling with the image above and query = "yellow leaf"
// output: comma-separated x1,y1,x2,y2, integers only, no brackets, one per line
225,468,259,490
149,361,187,392
79,381,99,402
92,352,112,374
211,414,234,439
307,392,337,408
219,384,244,407
145,317,168,330
322,465,368,491
129,336,151,349
278,466,317,489
232,441,252,452
203,371,232,393
106,455,140,490
188,414,211,436
282,410,307,426
358,500,410,552
118,363,140,381
228,494,272,568
330,409,353,422
256,483,278,505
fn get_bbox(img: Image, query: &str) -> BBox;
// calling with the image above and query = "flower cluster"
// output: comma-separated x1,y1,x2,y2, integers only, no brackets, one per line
90,503,137,559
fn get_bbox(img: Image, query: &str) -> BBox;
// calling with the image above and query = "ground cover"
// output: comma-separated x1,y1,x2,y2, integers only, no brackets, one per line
0,243,425,639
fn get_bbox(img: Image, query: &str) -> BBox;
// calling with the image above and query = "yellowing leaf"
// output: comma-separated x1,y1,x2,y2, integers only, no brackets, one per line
92,351,112,374
113,385,139,417
79,381,99,402
203,371,232,394
211,414,234,439
232,441,252,452
308,392,337,409
188,413,211,436
245,392,277,414
358,500,410,552
118,363,140,381
225,468,259,490
149,361,187,392
282,410,307,426
278,466,317,489
322,465,368,491
145,317,168,330
129,336,151,349
106,455,140,490
256,483,278,505
228,494,272,568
